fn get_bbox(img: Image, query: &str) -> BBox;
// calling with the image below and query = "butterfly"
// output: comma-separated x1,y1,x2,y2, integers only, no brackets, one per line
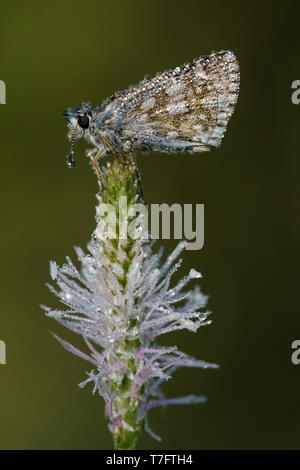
62,50,239,173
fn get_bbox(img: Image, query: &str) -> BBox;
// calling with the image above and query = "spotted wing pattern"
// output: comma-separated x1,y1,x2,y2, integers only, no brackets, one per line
102,51,240,154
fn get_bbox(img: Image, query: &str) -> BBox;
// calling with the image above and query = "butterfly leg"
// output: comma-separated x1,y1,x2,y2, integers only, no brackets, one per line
128,149,145,202
86,146,106,187
97,133,145,200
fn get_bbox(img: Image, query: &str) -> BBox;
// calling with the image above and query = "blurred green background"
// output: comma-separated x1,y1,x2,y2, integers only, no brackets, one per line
0,0,299,449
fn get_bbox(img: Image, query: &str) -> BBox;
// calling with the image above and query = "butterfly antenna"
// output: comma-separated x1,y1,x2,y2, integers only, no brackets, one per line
67,133,76,168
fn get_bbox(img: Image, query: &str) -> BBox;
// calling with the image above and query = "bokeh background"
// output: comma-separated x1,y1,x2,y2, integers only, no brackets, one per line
0,0,299,449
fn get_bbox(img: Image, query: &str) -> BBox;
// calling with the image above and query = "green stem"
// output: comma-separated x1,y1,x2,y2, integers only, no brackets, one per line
96,155,146,449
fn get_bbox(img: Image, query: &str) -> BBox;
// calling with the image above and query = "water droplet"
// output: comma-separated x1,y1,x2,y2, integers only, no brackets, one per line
189,268,202,279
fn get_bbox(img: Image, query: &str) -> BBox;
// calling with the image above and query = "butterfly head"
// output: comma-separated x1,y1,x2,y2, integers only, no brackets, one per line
62,102,93,167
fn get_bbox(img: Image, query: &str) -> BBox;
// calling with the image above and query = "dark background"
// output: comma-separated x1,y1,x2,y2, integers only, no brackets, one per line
0,0,299,449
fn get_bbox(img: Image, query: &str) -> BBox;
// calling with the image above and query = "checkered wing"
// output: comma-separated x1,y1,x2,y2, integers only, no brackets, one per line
107,51,240,154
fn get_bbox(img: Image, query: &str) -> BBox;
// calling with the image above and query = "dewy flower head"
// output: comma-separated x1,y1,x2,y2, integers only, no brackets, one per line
43,157,218,450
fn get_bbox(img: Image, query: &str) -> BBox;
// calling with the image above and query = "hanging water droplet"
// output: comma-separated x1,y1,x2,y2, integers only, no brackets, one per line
189,268,202,279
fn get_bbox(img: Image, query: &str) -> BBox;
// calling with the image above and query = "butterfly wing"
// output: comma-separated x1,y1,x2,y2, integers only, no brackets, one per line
102,51,239,154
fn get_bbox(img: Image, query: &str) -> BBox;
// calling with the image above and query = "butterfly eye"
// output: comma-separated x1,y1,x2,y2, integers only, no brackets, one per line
78,114,89,129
